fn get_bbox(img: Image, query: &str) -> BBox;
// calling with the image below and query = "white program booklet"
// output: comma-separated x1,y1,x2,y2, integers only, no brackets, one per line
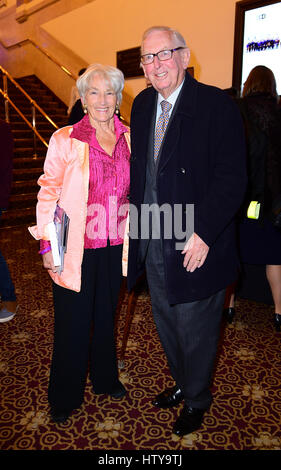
47,205,70,274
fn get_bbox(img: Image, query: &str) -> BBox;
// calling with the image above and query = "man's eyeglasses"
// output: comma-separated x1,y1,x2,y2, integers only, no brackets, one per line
140,47,186,65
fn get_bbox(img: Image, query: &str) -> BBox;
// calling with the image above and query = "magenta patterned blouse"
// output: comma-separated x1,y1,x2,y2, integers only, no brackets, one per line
70,114,130,249
39,114,130,254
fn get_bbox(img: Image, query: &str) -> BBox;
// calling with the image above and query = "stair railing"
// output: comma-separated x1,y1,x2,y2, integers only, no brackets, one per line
0,65,59,158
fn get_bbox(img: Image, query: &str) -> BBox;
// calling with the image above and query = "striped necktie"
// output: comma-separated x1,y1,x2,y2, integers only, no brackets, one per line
154,100,172,162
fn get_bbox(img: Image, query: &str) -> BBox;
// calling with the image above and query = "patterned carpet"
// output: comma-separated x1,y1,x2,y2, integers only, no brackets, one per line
0,224,281,452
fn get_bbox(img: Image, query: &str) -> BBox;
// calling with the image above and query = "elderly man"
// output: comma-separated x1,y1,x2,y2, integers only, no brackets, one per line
127,26,247,436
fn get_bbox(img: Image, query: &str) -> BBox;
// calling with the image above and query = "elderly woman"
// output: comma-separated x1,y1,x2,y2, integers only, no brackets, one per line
29,64,130,423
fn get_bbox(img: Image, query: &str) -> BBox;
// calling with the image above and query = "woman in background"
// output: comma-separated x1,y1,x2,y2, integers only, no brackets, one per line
67,67,86,116
224,66,281,331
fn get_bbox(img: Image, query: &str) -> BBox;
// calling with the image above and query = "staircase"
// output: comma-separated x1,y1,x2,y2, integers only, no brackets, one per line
0,75,68,228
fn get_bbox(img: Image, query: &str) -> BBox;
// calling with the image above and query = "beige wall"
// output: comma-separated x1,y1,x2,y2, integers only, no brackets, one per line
1,0,238,118
0,0,93,104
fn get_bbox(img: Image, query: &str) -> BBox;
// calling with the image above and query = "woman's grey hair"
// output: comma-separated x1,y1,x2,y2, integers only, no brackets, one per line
76,63,124,104
142,26,187,50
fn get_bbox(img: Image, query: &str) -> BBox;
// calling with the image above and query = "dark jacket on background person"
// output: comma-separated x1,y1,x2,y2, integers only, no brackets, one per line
67,99,84,125
127,72,247,304
236,93,281,221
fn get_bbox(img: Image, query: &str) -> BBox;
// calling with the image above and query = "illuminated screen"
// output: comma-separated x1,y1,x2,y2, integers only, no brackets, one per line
241,2,281,94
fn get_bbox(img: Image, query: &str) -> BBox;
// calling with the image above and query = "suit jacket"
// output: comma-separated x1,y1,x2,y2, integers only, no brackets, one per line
127,72,247,304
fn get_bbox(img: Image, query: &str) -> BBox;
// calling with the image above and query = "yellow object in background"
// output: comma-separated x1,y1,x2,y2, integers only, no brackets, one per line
247,201,260,219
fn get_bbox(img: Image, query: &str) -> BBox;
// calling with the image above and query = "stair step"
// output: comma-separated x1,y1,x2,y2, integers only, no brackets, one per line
10,121,56,130
0,207,36,228
6,101,65,111
12,180,39,194
14,138,36,145
17,75,67,109
14,149,46,159
12,129,52,138
8,107,66,115
6,94,50,103
8,88,49,96
13,167,43,181
8,91,66,103
8,193,38,210
13,156,45,169
14,138,48,148
8,112,66,121
14,144,46,150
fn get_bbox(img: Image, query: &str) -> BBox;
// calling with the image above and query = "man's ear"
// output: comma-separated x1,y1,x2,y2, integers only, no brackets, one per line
141,63,148,79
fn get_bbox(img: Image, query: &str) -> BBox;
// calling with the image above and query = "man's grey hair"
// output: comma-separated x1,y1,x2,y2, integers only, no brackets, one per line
142,26,187,51
76,63,124,105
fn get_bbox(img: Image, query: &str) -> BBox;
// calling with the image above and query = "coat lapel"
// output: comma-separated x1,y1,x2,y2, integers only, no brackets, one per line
135,89,156,156
157,72,198,174
132,88,157,194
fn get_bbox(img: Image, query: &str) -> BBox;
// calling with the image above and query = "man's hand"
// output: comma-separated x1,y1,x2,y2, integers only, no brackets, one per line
181,233,209,272
42,251,58,273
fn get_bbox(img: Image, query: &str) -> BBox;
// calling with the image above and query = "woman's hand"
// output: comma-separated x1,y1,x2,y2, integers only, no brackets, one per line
181,232,209,272
42,251,58,273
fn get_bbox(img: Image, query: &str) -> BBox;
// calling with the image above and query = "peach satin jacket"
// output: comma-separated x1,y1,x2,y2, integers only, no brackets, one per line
29,125,130,292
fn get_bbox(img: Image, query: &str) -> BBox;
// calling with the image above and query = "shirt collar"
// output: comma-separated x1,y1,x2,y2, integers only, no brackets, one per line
157,78,185,110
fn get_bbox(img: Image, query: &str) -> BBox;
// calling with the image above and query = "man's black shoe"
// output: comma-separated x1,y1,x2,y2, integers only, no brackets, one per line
152,386,184,408
173,406,206,436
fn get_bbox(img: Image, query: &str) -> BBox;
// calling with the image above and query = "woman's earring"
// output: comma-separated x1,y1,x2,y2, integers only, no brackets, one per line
115,104,119,114
83,104,88,114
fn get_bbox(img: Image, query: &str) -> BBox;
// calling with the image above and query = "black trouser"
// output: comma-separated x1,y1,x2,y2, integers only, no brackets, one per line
145,239,225,410
48,244,123,411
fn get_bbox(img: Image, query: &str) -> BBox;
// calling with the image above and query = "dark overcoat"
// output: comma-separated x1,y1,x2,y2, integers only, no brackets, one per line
127,72,247,304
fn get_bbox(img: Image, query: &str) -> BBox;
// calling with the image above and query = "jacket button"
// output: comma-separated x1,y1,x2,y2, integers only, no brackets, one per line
180,168,186,174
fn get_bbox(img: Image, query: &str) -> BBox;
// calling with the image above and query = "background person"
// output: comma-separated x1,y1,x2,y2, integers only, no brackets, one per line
67,67,87,116
29,64,130,423
67,96,84,125
127,26,247,437
224,66,281,331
